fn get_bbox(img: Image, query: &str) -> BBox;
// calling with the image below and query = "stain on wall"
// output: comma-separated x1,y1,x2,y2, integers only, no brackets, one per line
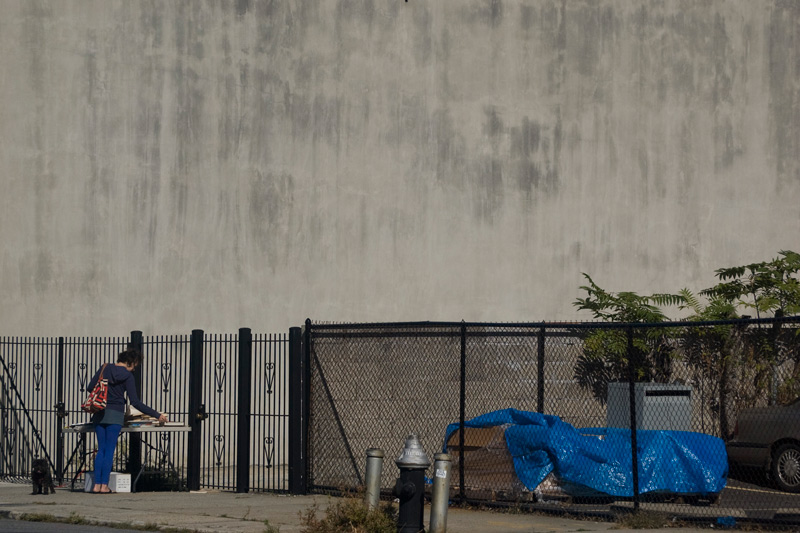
768,0,800,191
0,0,798,335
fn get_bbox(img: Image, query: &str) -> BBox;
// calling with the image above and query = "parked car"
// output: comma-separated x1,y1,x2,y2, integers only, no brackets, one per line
726,398,800,492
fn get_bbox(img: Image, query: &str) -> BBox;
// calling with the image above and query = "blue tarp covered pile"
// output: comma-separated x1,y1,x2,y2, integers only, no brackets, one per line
444,408,728,498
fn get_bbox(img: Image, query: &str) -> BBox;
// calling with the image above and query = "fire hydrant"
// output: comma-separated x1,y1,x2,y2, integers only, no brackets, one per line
393,434,431,533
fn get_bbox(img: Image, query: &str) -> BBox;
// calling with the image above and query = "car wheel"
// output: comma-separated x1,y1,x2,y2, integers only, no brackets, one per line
771,443,800,493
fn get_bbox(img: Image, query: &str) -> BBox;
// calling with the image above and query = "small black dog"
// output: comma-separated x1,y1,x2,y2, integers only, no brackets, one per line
31,458,55,495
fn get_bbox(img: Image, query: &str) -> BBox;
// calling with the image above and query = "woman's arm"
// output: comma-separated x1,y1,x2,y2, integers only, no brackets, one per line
121,374,163,419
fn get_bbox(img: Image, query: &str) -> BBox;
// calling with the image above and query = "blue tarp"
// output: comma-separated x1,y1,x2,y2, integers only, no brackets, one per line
444,408,728,497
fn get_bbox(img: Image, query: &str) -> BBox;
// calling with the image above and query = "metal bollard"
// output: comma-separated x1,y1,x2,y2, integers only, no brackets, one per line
429,453,451,533
393,434,431,533
365,448,384,510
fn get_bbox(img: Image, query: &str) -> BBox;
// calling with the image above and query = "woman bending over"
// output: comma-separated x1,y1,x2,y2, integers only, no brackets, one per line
86,348,167,494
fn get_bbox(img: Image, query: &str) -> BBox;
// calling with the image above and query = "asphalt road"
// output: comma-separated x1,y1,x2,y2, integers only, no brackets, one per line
723,469,800,516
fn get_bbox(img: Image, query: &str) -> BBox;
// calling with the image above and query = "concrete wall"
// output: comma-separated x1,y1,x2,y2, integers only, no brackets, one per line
1,0,798,336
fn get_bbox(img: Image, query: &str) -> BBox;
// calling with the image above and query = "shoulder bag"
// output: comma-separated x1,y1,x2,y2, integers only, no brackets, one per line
81,364,109,414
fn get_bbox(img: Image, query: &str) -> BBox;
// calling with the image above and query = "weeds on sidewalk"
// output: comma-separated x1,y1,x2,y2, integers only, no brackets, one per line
17,511,201,532
19,512,90,525
613,510,671,529
300,496,397,533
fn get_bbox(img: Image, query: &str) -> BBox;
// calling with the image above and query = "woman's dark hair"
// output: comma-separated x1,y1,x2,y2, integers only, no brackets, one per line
117,348,143,367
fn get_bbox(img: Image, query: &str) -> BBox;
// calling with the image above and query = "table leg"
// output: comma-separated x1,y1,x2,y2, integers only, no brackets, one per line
65,434,87,491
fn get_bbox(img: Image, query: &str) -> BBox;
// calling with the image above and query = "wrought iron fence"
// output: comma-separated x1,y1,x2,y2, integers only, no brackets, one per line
0,330,290,493
304,317,800,528
251,333,290,492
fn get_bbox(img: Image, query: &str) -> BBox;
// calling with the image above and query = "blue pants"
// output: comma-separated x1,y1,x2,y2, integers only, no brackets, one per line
93,424,122,486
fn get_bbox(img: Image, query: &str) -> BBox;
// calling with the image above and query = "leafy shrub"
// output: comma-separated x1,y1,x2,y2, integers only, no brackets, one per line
300,497,397,533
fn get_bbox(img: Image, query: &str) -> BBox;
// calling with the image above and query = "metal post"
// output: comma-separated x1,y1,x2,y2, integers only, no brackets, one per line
129,331,143,485
364,448,384,510
303,319,311,486
429,453,452,533
626,326,640,511
55,337,65,484
289,326,307,494
769,315,782,406
236,328,252,493
458,321,466,503
187,329,204,491
537,326,545,413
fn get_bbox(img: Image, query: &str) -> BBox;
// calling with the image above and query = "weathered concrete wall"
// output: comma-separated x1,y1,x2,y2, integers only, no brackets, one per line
1,0,798,336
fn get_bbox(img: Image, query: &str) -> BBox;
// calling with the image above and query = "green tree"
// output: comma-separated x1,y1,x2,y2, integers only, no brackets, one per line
573,251,800,430
702,250,800,318
658,289,738,437
572,274,676,403
701,250,800,404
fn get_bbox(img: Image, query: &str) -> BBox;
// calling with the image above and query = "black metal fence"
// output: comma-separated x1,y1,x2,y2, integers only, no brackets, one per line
4,317,800,527
0,329,289,493
304,316,800,527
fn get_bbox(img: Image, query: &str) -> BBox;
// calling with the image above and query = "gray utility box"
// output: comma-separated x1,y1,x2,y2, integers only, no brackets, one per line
606,382,692,431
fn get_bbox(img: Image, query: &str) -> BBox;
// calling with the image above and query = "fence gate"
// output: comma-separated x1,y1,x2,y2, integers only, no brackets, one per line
199,330,290,492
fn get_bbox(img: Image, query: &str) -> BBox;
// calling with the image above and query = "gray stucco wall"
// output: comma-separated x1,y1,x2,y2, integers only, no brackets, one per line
1,0,798,336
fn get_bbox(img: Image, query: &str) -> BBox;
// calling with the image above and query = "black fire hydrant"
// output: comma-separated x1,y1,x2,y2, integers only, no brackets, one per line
393,434,431,533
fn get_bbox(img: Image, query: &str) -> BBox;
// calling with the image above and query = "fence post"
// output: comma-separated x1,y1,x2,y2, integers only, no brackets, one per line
55,337,65,484
626,326,640,511
303,320,312,488
187,329,204,491
303,320,311,455
129,331,144,483
769,314,782,406
236,328,252,493
288,326,307,494
537,326,545,414
458,321,466,503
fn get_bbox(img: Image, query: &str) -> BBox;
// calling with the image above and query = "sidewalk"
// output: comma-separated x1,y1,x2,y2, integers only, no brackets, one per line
0,482,713,533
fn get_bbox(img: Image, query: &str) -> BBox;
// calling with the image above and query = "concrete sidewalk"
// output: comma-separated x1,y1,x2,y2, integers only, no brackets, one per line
0,482,712,533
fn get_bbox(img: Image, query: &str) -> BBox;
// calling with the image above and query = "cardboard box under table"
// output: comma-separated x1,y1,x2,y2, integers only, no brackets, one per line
83,472,132,493
63,423,190,492
446,424,526,494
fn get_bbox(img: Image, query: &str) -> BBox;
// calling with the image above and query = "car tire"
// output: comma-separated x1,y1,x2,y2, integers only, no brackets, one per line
771,443,800,493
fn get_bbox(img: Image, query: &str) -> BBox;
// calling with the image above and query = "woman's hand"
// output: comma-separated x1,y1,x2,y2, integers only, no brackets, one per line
158,414,168,423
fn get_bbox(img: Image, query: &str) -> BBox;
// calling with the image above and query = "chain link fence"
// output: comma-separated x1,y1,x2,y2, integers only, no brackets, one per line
306,317,800,527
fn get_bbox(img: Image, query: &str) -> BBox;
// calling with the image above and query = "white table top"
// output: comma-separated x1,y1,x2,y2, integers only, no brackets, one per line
64,423,191,433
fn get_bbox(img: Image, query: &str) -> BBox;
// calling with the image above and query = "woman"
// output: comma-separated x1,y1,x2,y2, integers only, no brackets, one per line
86,348,167,494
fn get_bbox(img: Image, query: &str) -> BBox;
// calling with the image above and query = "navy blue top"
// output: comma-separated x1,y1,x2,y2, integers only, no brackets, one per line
87,364,161,419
